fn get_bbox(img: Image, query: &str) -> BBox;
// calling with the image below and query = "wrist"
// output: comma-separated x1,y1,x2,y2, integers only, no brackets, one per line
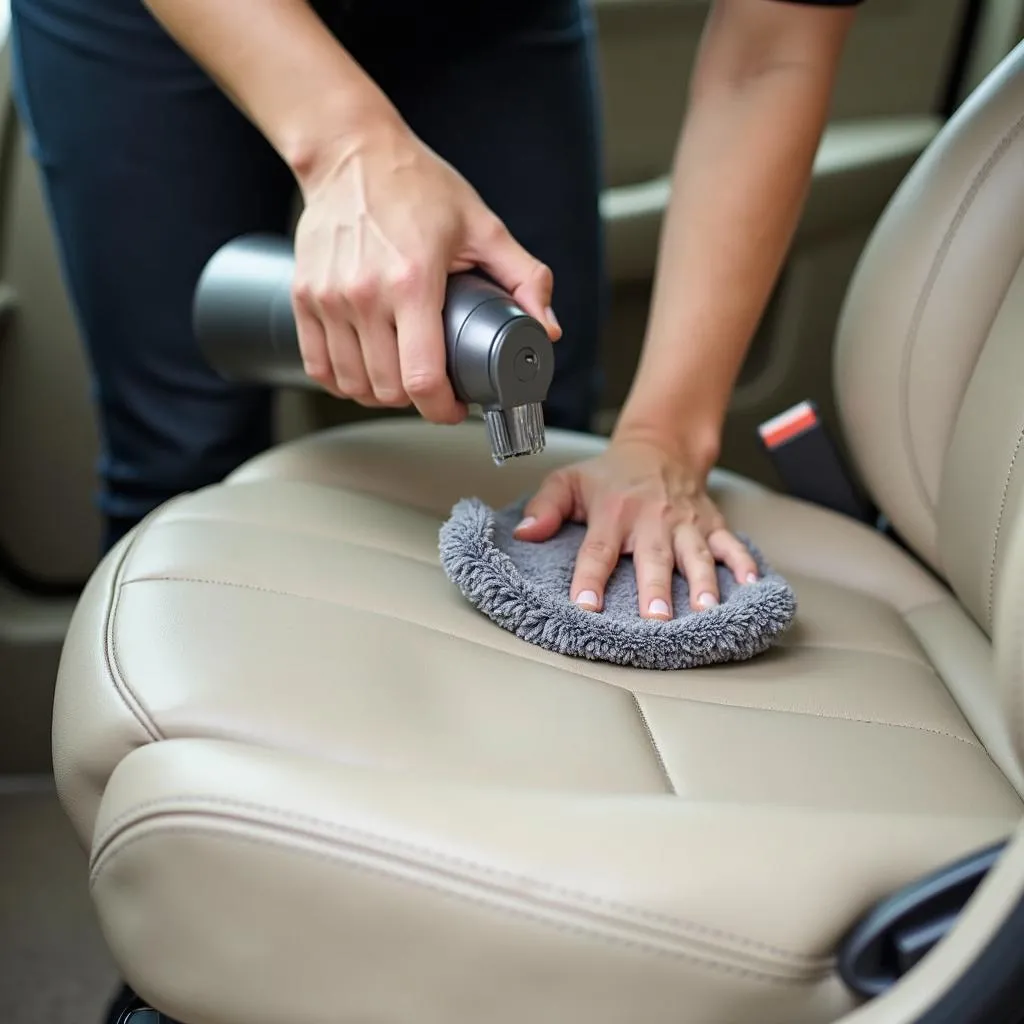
282,93,405,195
612,408,722,480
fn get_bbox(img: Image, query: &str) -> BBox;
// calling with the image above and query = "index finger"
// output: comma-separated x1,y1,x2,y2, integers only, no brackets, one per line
393,275,465,425
570,517,624,613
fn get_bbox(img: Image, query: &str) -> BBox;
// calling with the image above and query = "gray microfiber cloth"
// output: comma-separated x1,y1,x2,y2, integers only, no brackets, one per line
439,496,797,670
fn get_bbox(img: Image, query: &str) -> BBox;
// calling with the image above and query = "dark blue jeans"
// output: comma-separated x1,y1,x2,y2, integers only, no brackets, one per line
11,0,606,555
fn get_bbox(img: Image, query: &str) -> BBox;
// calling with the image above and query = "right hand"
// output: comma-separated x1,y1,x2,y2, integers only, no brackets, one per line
291,117,561,423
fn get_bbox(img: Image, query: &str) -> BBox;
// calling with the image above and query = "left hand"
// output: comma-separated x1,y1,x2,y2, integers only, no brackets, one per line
513,438,759,619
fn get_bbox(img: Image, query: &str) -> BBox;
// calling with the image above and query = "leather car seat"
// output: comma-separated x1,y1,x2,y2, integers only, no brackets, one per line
53,42,1024,1024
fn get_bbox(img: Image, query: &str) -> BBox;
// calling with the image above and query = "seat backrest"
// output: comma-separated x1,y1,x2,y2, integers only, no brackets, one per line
834,39,1024,641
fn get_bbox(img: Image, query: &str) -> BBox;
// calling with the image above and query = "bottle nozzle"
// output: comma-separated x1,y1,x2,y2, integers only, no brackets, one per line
483,402,546,465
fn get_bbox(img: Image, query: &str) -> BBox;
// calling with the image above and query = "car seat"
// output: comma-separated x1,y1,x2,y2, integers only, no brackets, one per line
51,39,1024,1024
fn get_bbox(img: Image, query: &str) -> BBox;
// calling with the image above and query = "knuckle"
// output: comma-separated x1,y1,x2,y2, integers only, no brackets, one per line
302,358,330,380
374,386,409,407
532,260,554,290
646,499,675,524
385,259,422,296
313,286,346,314
343,274,378,311
642,541,674,568
676,506,699,528
403,370,444,398
579,536,617,567
548,467,574,495
680,539,713,566
292,280,314,307
479,213,509,246
337,375,372,401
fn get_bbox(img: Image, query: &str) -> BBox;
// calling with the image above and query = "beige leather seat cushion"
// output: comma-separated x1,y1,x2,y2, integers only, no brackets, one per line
62,419,1023,1024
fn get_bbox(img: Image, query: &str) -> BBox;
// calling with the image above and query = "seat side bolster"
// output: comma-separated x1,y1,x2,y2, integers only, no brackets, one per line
91,739,1017,1024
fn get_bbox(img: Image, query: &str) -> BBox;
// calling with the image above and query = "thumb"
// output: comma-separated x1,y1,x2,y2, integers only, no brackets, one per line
467,211,561,340
514,471,575,543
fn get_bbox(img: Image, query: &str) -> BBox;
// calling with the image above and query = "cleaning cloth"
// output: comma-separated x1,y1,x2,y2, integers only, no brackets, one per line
439,496,797,670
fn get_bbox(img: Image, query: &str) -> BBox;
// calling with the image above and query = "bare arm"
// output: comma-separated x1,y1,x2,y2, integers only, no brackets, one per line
613,0,857,472
142,0,401,188
142,0,555,423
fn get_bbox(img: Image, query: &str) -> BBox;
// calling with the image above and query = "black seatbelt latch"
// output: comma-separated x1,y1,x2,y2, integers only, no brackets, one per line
757,400,875,522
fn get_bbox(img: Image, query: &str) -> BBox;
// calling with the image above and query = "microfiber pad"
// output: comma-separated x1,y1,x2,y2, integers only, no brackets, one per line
439,496,797,670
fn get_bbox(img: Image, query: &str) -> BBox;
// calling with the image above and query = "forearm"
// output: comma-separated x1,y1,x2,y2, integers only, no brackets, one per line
615,1,854,472
143,0,401,188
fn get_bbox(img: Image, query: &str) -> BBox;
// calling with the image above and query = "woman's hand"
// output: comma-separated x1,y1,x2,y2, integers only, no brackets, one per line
514,437,759,619
291,119,560,423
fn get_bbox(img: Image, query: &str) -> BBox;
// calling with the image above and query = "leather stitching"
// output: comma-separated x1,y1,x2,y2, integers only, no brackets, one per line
775,639,932,669
90,795,833,972
631,694,675,794
99,507,185,742
987,423,1024,630
119,575,985,747
92,826,827,986
1013,593,1024,762
162,506,443,569
898,110,1024,516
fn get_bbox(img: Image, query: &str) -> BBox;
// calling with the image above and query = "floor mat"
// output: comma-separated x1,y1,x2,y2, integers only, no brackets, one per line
0,781,118,1024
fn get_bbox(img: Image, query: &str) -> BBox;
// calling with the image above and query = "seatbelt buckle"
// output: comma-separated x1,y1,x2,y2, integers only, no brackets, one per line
758,400,876,522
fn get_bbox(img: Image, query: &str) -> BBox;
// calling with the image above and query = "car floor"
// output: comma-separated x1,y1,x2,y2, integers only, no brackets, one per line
0,778,118,1024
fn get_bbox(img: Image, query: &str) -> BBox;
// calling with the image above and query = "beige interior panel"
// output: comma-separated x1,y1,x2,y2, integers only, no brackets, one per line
0,150,98,765
0,581,76,774
601,117,940,285
593,0,969,189
0,91,101,583
0,37,100,776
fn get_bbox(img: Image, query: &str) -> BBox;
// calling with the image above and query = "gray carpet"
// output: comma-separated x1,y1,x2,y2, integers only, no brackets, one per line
0,781,118,1024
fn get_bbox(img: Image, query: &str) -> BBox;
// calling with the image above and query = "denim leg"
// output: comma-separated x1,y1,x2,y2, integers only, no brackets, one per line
10,0,296,553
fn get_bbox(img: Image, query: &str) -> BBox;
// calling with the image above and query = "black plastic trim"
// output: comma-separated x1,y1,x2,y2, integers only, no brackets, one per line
839,840,1007,998
939,0,987,117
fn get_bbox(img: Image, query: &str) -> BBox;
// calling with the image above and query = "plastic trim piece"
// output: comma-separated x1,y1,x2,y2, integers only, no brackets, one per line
839,839,1009,999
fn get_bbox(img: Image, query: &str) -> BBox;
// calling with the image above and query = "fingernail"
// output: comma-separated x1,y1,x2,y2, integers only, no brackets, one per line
515,516,537,532
745,572,759,584
545,306,560,332
648,598,671,619
697,592,719,609
575,589,600,610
